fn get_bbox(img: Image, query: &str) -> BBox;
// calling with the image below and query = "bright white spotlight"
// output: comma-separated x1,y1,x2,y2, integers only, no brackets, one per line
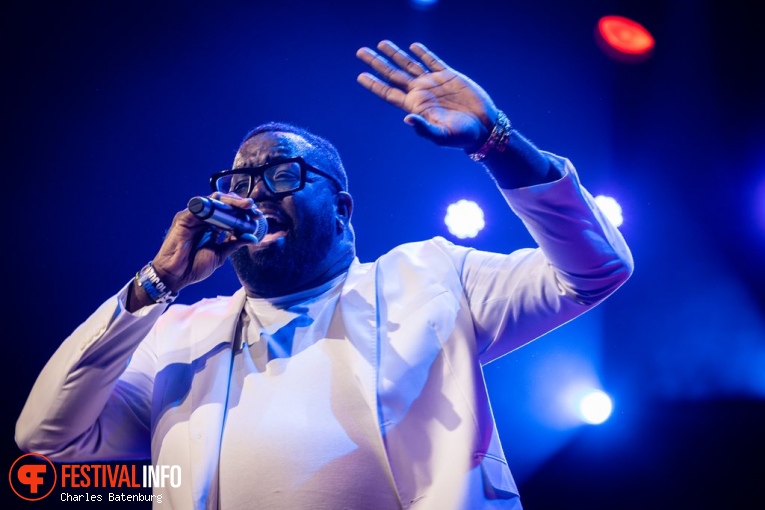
445,199,485,239
594,195,623,227
410,0,438,9
576,389,613,425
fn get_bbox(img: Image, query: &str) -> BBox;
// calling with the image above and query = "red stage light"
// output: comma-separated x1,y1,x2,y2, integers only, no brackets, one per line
597,15,654,57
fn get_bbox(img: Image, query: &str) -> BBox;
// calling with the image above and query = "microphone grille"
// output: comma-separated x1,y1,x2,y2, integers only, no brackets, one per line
253,215,268,242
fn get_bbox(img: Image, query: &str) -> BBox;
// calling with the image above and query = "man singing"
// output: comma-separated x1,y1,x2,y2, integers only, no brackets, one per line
17,41,632,509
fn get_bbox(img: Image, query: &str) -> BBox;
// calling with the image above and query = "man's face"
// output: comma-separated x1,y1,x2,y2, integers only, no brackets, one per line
228,131,344,297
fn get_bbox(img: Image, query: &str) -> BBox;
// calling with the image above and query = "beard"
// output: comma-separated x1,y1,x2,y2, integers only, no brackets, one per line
230,205,336,297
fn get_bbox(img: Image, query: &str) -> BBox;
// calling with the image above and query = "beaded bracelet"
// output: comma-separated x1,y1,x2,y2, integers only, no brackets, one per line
467,110,513,162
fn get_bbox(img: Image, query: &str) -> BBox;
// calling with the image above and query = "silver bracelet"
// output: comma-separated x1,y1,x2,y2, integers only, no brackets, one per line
135,262,178,304
467,110,513,162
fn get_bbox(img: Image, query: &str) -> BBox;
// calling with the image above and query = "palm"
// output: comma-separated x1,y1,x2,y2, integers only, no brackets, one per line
402,69,490,146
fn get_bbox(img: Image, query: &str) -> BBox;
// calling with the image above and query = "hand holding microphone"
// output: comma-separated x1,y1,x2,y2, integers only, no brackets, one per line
187,196,268,243
130,195,267,309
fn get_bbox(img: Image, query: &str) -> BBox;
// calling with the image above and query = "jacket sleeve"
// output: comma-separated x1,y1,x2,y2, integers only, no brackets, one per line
15,282,167,461
459,153,634,363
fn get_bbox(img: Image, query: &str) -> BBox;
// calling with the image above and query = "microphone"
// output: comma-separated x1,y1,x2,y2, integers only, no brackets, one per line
187,196,268,242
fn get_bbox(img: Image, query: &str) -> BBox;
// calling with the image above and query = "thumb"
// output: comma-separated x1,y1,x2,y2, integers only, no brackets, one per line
404,114,448,145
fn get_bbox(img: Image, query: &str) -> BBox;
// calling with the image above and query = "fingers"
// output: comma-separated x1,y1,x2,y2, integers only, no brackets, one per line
377,40,427,77
356,40,441,87
237,233,259,244
174,192,257,231
408,42,448,72
203,192,261,246
356,47,413,90
211,191,257,213
213,231,257,257
356,72,407,109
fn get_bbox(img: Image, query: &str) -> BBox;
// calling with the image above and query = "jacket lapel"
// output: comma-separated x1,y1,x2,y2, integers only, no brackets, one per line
332,259,380,422
186,288,248,510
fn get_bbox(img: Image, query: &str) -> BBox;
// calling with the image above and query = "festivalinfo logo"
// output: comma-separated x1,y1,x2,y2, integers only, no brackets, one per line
9,452,180,503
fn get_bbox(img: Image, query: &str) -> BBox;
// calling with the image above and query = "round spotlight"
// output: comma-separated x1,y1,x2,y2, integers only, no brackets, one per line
576,389,613,425
410,0,438,10
445,199,485,239
594,195,624,227
596,15,654,63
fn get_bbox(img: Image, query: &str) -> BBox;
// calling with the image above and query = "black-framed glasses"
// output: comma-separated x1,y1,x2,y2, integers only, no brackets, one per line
209,157,343,199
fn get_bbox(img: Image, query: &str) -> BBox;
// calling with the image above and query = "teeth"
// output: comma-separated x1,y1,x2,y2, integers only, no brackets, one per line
260,209,287,230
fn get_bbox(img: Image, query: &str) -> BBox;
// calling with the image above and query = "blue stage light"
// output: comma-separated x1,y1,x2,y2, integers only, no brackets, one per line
410,0,438,10
594,195,624,227
445,199,485,239
576,389,613,425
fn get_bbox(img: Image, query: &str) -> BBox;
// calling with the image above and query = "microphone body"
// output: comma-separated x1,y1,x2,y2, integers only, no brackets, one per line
187,196,268,242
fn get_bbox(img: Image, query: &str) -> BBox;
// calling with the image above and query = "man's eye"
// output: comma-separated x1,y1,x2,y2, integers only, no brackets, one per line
270,163,301,182
232,179,250,194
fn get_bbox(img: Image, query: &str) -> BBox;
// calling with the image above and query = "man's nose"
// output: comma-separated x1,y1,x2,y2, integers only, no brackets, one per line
248,176,274,201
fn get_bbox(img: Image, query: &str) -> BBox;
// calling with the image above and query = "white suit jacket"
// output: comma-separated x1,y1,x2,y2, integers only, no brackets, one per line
16,155,633,509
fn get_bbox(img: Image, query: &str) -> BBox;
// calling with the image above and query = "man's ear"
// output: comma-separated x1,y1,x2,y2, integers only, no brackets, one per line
334,191,353,232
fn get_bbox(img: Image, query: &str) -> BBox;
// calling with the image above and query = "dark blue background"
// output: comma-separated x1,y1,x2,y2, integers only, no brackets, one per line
3,0,764,508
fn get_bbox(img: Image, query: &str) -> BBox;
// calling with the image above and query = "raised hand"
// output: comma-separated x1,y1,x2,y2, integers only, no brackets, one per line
357,40,499,151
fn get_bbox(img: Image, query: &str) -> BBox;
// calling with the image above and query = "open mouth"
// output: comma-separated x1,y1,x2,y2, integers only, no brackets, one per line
265,216,288,234
259,210,290,242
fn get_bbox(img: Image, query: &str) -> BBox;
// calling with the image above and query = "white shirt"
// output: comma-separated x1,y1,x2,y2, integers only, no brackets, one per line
218,274,401,509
